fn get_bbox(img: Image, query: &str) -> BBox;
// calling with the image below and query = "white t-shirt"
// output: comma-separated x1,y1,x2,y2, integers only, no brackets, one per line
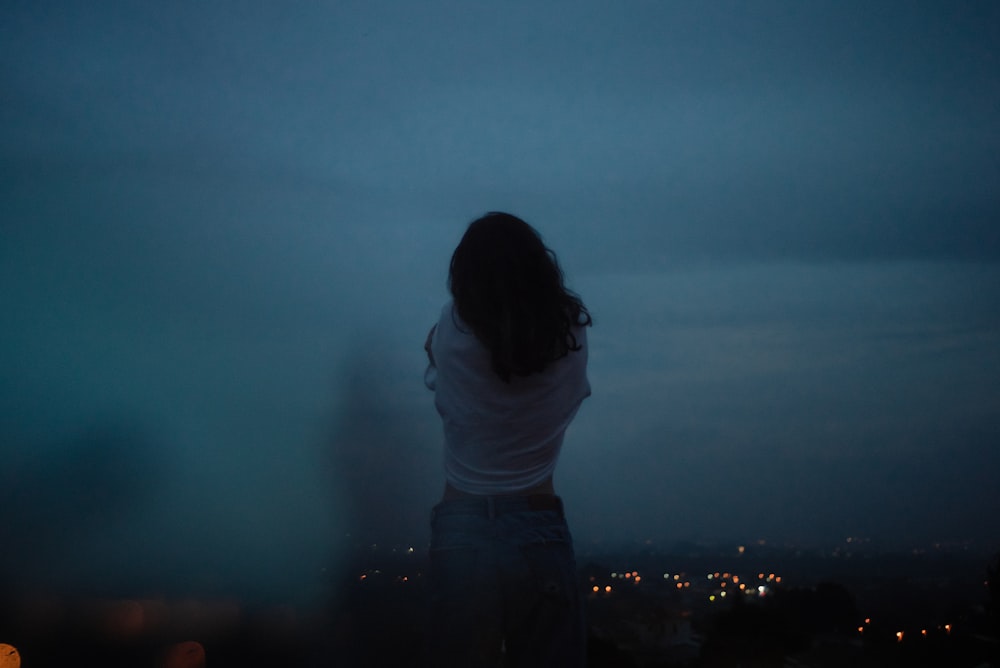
426,301,591,494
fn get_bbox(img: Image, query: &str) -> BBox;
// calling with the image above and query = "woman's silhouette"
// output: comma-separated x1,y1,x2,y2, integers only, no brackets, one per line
424,212,591,667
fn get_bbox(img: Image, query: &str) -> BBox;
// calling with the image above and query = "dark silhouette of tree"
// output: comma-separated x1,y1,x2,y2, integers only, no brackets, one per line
701,581,860,666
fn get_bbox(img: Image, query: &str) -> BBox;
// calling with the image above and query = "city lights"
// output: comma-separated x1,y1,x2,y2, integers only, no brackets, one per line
335,538,977,666
0,644,19,668
581,552,966,659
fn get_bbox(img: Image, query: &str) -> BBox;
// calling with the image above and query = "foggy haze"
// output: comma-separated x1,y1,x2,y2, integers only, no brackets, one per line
2,1,998,604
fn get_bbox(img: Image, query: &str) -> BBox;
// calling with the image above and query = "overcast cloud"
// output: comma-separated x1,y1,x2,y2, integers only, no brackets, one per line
2,1,998,603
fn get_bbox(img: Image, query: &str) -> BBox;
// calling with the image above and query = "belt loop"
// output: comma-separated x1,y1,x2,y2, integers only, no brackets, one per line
487,496,496,519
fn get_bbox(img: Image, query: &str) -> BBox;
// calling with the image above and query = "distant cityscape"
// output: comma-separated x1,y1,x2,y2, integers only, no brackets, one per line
1,537,997,667
340,536,998,667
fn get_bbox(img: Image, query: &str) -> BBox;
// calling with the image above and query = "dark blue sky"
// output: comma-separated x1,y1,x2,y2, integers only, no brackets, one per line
2,1,998,602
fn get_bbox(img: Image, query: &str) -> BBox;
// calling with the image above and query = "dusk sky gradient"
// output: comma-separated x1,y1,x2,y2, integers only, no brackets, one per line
2,1,998,604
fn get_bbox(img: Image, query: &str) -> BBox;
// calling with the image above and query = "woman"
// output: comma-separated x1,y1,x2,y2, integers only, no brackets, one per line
424,212,592,667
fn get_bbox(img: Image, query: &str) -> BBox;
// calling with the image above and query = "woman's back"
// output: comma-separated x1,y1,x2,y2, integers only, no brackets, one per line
430,300,590,495
425,212,590,667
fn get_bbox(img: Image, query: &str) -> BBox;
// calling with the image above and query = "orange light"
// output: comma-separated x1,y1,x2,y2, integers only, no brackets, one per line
944,624,952,634
676,582,683,589
0,644,20,668
592,586,599,593
739,583,746,590
605,585,612,593
896,631,904,642
865,618,871,625
858,626,864,633
634,576,641,583
684,581,690,588
758,573,765,580
732,576,740,584
775,576,781,583
921,629,927,637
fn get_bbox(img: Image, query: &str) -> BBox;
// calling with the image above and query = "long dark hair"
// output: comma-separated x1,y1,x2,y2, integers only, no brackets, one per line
448,212,591,382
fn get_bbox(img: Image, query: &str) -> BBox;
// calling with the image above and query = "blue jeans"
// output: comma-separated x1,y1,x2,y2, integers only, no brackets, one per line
426,496,586,668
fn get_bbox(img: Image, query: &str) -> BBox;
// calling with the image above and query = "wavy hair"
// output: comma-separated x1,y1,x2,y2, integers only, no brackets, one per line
448,212,591,382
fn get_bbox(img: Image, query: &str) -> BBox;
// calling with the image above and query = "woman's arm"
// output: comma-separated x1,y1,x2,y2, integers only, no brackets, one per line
424,324,437,367
423,324,438,391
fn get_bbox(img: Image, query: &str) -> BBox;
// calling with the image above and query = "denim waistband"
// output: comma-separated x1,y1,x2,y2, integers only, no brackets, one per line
433,494,564,520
